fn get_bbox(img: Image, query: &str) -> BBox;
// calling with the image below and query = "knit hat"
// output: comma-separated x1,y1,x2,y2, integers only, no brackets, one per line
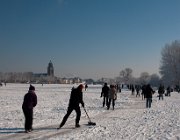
29,85,35,91
78,84,84,90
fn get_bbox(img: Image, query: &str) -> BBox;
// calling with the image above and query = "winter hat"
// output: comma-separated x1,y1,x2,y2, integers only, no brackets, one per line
78,84,84,90
29,85,35,91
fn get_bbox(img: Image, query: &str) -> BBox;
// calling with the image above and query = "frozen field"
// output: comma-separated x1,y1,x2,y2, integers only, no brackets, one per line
0,83,180,140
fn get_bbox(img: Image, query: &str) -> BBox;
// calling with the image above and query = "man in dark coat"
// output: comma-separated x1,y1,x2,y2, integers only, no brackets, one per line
141,85,147,100
166,86,171,96
145,84,154,108
58,84,84,129
158,84,165,100
101,83,110,107
22,85,37,133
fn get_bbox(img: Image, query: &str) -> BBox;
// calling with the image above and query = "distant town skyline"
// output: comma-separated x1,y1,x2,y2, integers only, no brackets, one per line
0,0,180,80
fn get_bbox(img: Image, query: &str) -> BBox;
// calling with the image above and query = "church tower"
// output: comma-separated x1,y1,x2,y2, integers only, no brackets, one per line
47,60,54,77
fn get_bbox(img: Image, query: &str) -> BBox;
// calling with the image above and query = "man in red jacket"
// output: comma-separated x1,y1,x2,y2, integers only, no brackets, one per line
22,85,37,133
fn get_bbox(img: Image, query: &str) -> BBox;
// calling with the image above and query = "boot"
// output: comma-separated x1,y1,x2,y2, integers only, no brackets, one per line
75,123,80,128
57,124,63,129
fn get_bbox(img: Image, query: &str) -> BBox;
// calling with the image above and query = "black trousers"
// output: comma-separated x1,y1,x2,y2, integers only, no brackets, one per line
159,94,164,100
108,99,115,109
23,108,33,131
60,106,81,127
103,96,108,107
146,98,152,108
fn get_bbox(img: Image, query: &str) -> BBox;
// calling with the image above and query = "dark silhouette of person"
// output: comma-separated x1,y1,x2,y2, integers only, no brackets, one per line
136,85,140,97
100,83,110,107
58,84,84,129
158,84,165,100
141,85,146,100
131,85,135,95
22,85,37,133
166,86,171,96
145,84,154,108
85,84,88,91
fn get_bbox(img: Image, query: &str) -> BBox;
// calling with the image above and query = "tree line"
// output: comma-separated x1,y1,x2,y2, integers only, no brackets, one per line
0,40,180,87
116,40,180,88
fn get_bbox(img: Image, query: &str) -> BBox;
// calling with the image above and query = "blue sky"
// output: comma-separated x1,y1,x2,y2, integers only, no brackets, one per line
0,0,180,80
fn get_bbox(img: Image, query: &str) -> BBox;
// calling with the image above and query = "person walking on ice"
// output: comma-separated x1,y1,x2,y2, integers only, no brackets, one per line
145,84,154,108
107,84,117,110
158,84,165,100
57,84,84,129
22,85,37,133
100,83,110,108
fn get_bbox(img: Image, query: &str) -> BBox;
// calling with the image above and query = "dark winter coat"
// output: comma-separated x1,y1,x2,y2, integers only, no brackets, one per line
141,85,146,95
101,86,110,97
167,87,171,93
158,85,165,95
145,85,154,98
22,90,37,109
68,88,84,107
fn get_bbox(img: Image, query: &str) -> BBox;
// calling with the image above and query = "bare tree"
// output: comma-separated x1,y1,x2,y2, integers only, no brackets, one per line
119,68,133,84
149,74,161,87
160,40,180,86
139,72,150,85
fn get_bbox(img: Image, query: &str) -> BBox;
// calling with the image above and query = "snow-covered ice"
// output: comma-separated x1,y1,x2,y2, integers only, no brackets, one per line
0,83,180,140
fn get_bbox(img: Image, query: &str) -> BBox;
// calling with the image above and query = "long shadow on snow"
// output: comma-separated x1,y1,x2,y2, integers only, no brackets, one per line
0,128,24,134
0,127,58,134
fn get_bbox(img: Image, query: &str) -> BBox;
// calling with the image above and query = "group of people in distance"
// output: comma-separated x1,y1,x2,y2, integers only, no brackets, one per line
100,83,117,110
131,83,173,108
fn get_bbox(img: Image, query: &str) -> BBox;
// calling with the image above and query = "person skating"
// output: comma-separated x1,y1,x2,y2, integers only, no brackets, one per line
57,84,84,129
100,83,110,107
22,85,37,133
